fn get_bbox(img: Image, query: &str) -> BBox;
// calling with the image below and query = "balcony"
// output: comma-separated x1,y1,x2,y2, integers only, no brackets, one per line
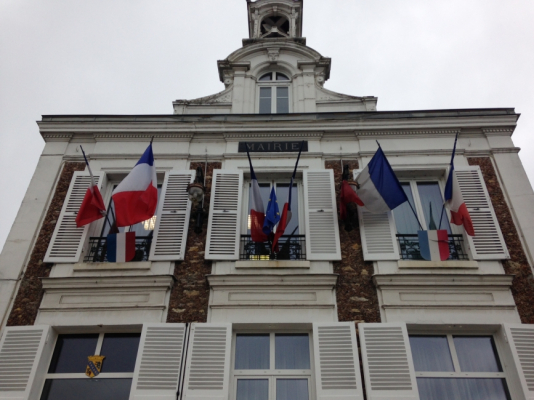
396,234,468,261
240,235,306,261
84,236,153,263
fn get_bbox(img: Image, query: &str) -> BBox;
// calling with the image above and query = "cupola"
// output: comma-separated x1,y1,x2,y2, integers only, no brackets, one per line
246,0,304,43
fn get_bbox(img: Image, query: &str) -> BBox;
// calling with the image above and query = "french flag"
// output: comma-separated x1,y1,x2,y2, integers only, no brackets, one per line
444,136,475,236
418,230,450,261
355,145,408,214
246,147,268,242
107,232,136,262
112,143,158,227
75,146,106,227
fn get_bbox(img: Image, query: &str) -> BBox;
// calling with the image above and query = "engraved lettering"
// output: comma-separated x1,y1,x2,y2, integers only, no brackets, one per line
247,143,254,151
292,143,299,150
274,143,282,151
258,144,265,151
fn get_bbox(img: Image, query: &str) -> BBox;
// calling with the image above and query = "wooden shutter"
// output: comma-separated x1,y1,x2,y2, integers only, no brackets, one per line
304,169,341,260
313,323,364,400
455,166,509,260
44,170,106,263
182,323,232,400
130,324,187,400
149,171,195,261
359,323,419,400
354,170,399,261
0,326,52,400
205,170,243,260
501,324,534,400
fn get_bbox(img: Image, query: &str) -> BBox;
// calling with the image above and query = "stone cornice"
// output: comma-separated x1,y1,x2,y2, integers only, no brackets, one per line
223,131,323,139
41,133,73,142
93,133,193,142
483,128,515,136
356,129,461,137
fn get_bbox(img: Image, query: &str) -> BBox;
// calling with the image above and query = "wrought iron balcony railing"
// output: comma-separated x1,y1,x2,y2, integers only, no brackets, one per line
84,236,153,263
396,234,468,261
240,235,306,261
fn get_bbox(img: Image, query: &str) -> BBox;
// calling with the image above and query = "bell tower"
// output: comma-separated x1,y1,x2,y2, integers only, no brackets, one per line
246,0,303,41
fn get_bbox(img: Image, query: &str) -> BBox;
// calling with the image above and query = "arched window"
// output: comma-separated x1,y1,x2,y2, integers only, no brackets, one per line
257,72,291,114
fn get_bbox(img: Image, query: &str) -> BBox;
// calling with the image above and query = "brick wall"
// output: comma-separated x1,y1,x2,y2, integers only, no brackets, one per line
325,161,381,323
468,157,534,323
167,162,221,323
7,162,85,326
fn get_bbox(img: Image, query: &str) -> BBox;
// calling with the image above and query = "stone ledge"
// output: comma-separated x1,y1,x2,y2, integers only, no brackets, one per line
235,260,310,269
73,261,152,271
398,260,478,269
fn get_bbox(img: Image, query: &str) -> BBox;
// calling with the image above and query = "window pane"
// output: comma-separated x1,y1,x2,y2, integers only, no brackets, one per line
409,336,454,372
276,73,290,81
48,334,98,373
275,334,310,369
259,73,272,81
276,87,289,113
41,379,132,400
393,183,420,234
236,379,269,400
417,378,509,400
235,334,270,369
259,87,272,114
275,183,298,235
453,336,502,372
100,333,141,373
277,379,309,400
417,182,451,232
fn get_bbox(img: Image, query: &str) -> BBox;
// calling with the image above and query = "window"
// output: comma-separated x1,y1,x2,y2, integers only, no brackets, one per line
409,335,510,400
393,180,467,260
85,185,162,262
233,333,312,400
258,72,290,114
41,333,141,400
242,179,304,260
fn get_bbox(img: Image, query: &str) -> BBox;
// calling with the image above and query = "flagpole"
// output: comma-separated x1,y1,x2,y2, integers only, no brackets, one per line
376,141,423,230
438,133,458,230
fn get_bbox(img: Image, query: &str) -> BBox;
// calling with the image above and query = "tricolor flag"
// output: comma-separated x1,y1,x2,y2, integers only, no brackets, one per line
112,143,158,227
418,230,450,261
106,232,136,262
339,179,364,220
355,145,408,214
263,186,280,236
246,146,268,242
272,141,304,252
444,136,475,236
75,146,106,227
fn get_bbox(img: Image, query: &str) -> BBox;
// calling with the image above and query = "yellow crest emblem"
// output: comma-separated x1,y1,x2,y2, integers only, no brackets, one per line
85,355,105,378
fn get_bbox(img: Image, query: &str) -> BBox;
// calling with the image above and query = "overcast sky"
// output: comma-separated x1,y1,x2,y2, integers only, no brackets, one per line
1,0,533,252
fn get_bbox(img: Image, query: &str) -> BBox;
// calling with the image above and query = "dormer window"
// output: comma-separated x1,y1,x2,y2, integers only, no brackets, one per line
258,72,291,114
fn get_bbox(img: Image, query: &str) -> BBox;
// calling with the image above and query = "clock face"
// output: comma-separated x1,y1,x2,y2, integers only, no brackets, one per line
261,15,290,37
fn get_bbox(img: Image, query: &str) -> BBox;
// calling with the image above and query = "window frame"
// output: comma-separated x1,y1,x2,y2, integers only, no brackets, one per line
257,72,291,114
230,330,314,400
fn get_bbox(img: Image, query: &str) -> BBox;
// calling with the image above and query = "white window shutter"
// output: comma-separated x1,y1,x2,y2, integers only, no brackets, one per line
354,170,399,261
304,169,341,260
455,166,509,260
44,170,106,263
182,323,232,400
0,325,52,400
129,324,187,400
501,324,534,400
313,322,364,400
205,170,243,260
359,323,419,400
149,171,195,261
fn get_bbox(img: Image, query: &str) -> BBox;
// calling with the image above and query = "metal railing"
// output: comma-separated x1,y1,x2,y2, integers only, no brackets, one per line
84,236,153,263
396,234,468,261
240,235,306,261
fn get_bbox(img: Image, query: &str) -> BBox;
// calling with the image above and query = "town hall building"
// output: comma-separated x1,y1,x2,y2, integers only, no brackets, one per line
1,0,534,399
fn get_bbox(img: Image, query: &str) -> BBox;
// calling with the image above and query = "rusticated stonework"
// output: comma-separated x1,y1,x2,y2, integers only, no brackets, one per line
325,160,381,323
468,157,534,323
167,162,221,323
7,162,86,326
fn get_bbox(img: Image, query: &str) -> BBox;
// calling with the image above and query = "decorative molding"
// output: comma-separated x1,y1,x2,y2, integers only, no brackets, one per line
42,133,73,142
356,129,461,137
207,274,337,287
483,128,515,136
374,274,514,287
266,47,280,62
93,133,193,141
223,132,323,139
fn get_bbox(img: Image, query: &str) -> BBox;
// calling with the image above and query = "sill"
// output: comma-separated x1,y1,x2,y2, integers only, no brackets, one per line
398,260,478,269
235,260,311,269
73,261,152,271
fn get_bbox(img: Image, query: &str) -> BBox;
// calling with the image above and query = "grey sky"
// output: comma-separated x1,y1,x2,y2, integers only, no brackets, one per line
1,0,533,252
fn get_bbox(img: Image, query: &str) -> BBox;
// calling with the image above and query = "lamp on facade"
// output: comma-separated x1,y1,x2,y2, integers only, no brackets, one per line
187,166,206,234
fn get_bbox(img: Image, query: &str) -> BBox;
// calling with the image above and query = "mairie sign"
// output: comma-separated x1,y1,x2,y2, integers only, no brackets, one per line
238,141,308,153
